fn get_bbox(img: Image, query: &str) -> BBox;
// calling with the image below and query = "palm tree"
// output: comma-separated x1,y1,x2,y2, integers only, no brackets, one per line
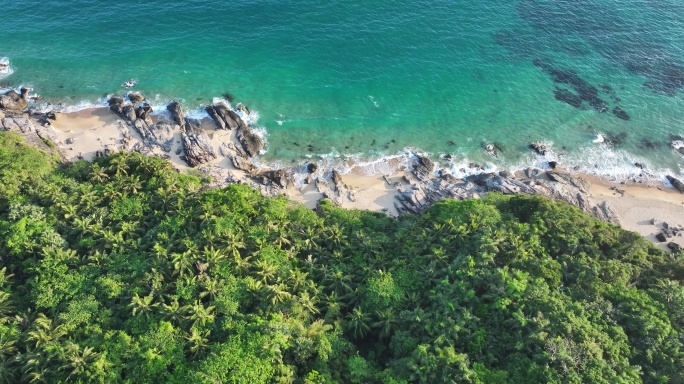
296,291,319,318
373,309,398,339
108,154,129,176
27,314,66,349
202,246,228,270
267,284,292,305
59,343,100,381
185,328,210,357
186,300,215,328
199,278,225,302
171,251,195,277
129,293,158,320
345,308,371,340
255,260,278,284
89,164,110,184
161,300,189,325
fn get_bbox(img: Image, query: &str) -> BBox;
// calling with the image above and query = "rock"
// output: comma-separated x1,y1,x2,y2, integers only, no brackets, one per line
180,118,217,166
236,127,264,157
634,162,644,169
667,175,684,193
651,218,661,225
204,105,225,130
656,232,667,242
1,116,34,133
483,143,498,157
0,110,4,120
307,163,318,173
237,103,251,115
529,142,547,155
135,104,153,124
262,169,288,188
65,137,75,145
331,170,343,187
0,87,30,111
413,155,434,177
167,101,185,126
548,161,558,169
663,222,670,230
128,92,145,103
667,242,681,253
498,170,513,178
122,105,137,123
107,96,125,114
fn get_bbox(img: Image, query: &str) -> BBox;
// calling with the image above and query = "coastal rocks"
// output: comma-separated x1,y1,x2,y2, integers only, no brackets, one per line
180,118,217,166
236,127,264,157
666,175,684,193
109,95,156,142
307,163,318,174
0,87,30,112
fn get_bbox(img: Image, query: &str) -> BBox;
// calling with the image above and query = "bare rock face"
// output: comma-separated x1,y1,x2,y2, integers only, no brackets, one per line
0,87,30,112
237,127,264,157
180,118,217,167
1,116,35,133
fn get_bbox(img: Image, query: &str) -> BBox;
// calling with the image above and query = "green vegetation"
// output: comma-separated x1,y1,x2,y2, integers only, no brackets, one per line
0,130,683,383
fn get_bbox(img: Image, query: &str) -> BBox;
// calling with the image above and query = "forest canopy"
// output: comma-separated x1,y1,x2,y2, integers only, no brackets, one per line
0,131,683,383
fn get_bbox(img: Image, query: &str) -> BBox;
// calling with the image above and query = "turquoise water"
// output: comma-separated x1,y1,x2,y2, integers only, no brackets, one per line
2,0,684,179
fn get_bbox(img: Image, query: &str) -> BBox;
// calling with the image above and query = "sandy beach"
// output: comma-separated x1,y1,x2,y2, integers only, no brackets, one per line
25,106,684,250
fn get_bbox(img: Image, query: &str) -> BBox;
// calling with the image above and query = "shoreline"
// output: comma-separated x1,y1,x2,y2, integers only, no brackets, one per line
2,99,684,250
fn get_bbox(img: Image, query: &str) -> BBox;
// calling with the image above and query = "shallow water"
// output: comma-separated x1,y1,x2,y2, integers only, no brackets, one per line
1,0,684,180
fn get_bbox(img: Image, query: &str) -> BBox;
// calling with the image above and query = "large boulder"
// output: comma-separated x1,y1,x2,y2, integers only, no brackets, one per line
127,92,145,103
0,87,30,111
236,127,264,157
667,175,684,194
261,169,289,188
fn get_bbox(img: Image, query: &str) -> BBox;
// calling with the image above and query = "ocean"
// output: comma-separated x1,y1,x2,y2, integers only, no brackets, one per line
1,0,684,181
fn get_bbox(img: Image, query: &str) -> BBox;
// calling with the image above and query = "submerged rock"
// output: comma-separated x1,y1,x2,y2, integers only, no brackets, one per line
612,106,630,121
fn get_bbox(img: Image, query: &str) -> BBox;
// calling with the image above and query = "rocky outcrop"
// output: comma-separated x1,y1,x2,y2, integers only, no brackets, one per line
180,118,216,167
1,116,35,133
128,92,145,103
667,175,684,194
261,169,289,188
529,142,547,155
236,127,264,157
0,87,30,112
393,165,620,224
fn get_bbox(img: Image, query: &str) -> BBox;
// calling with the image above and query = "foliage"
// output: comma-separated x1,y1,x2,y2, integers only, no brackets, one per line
1,131,683,383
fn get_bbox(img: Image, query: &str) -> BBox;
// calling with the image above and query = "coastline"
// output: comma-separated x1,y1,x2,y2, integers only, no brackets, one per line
2,101,684,250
